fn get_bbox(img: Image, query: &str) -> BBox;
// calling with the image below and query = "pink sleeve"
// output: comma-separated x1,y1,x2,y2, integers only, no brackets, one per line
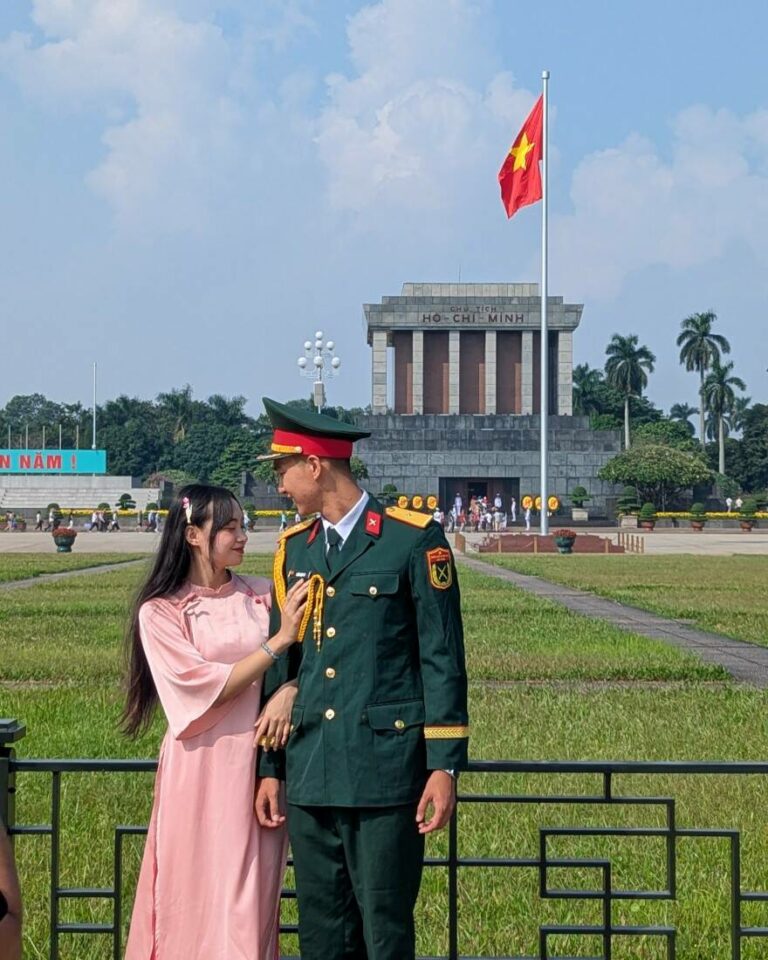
139,599,235,740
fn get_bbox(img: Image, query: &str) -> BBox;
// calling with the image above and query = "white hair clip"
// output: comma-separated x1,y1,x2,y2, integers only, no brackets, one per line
181,496,193,524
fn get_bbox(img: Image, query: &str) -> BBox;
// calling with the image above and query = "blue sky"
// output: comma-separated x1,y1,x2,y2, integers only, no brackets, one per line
1,0,766,417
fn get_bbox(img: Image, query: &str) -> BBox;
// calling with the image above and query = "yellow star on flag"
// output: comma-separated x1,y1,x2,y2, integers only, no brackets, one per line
510,132,535,171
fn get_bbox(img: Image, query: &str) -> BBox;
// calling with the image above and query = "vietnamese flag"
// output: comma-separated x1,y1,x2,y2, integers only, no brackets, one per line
498,95,543,218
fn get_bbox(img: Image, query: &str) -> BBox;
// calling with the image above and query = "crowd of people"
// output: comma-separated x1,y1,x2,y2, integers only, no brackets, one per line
439,491,532,533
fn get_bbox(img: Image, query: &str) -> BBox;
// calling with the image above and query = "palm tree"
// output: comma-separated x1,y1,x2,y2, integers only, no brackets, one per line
604,334,656,449
676,312,730,448
572,363,603,416
730,395,752,434
157,384,194,443
206,394,249,427
702,360,746,475
669,402,699,436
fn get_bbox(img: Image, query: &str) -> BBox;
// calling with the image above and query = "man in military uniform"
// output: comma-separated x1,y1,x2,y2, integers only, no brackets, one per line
254,398,469,960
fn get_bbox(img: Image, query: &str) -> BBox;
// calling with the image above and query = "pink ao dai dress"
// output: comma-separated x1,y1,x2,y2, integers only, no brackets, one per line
125,574,287,960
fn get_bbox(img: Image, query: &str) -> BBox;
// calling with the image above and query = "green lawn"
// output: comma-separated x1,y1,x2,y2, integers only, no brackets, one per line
481,555,768,648
0,552,146,583
2,554,767,959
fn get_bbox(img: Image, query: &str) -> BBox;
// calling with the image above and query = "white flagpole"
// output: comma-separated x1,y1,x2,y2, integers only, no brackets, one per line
92,361,97,450
540,70,550,535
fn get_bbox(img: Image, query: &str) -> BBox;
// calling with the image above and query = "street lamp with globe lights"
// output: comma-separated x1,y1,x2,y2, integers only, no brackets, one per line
297,330,341,412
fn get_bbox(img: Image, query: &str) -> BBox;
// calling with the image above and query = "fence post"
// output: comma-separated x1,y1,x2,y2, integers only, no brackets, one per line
0,719,26,832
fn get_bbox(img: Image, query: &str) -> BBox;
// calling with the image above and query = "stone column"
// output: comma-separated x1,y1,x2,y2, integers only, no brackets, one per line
521,330,534,414
412,330,424,414
371,330,388,414
448,330,460,414
484,330,497,414
557,330,573,416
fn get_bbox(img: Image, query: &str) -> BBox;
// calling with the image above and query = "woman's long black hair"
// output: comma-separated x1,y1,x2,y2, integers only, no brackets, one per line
122,484,242,737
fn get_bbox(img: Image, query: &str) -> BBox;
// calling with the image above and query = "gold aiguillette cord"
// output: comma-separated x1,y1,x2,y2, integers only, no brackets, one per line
296,574,326,651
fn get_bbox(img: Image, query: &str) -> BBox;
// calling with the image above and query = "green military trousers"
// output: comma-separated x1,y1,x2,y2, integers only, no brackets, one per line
287,803,425,960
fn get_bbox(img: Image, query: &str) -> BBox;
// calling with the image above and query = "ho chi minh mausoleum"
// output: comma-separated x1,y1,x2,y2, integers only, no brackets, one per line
354,283,622,514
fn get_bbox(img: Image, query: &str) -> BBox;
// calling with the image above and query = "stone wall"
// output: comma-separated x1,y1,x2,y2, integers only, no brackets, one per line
356,414,622,514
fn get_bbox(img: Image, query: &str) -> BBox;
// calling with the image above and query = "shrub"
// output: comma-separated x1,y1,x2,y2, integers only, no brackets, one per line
145,502,159,511
552,528,576,539
570,485,590,508
639,503,656,520
617,486,639,514
690,502,707,519
97,502,110,511
740,498,759,518
46,502,61,512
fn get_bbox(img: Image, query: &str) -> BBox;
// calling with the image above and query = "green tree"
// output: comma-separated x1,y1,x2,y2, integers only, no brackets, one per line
156,384,195,443
604,334,656,449
730,395,752,434
598,444,712,509
164,421,239,483
634,419,697,451
210,430,267,493
206,394,251,428
669,402,698,436
737,403,768,492
676,311,730,448
702,360,746,476
572,364,604,416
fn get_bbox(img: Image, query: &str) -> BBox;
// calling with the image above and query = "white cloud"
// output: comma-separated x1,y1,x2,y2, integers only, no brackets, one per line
553,105,768,299
0,0,255,230
315,0,535,212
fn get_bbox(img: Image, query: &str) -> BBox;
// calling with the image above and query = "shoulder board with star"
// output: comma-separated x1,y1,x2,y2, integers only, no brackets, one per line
385,506,433,529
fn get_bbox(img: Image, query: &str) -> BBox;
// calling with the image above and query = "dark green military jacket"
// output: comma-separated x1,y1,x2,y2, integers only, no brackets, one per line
258,496,469,807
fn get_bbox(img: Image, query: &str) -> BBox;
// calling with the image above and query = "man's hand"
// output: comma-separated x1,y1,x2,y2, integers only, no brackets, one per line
254,777,286,828
415,770,456,835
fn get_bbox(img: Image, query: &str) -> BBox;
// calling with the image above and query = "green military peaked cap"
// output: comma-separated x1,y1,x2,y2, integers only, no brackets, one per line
258,397,371,461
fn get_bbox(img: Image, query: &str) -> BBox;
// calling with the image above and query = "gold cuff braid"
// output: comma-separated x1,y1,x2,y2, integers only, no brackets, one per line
424,725,470,740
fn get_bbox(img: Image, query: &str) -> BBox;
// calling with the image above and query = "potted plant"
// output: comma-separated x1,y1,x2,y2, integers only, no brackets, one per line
689,503,707,532
617,485,639,528
552,528,577,554
638,502,656,531
570,485,590,522
51,526,77,553
739,498,759,532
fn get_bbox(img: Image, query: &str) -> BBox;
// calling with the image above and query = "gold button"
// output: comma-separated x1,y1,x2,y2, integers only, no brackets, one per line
326,585,336,598
289,724,295,733
369,585,378,596
326,626,336,639
325,708,336,720
394,719,406,730
325,667,336,679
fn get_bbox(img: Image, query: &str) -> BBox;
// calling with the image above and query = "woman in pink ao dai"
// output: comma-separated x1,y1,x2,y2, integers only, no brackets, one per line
123,485,308,960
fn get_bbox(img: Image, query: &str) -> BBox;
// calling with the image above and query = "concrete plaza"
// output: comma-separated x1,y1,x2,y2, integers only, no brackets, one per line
2,526,768,556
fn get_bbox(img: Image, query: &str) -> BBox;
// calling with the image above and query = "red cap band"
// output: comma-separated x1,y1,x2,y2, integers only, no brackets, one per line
272,429,353,460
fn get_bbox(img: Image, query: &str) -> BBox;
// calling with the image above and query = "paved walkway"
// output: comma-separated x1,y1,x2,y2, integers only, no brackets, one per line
4,528,768,556
458,554,768,688
461,527,768,555
0,558,148,592
0,530,283,554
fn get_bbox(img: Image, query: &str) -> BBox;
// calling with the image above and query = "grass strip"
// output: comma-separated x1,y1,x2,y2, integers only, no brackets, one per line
0,553,148,583
480,555,768,650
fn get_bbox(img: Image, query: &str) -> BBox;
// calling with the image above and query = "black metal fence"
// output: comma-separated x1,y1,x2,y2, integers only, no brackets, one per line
3,717,768,959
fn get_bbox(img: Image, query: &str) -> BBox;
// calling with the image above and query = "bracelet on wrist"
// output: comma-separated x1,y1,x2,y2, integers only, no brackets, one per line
261,640,283,662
